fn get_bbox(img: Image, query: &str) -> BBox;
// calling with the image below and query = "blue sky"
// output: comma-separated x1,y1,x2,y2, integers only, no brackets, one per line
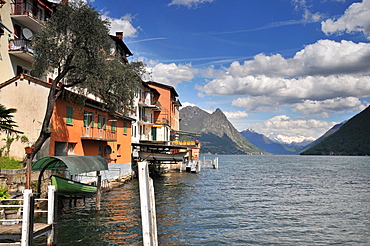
87,0,370,143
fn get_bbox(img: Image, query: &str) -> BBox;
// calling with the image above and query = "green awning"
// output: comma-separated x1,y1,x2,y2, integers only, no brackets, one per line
32,156,108,175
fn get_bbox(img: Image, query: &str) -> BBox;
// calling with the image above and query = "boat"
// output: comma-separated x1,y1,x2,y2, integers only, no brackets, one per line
51,175,97,196
33,156,108,195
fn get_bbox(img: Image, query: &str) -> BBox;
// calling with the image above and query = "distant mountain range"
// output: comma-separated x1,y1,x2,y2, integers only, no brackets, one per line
180,106,264,154
301,105,370,156
240,129,309,154
180,105,370,156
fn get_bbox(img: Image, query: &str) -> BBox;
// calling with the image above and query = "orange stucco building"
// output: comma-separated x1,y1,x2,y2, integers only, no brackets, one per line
50,96,133,165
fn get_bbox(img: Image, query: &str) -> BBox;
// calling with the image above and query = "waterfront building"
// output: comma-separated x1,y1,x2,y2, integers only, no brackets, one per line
0,0,53,83
0,0,200,178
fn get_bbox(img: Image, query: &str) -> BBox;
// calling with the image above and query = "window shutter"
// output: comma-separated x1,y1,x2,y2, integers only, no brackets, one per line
83,111,87,127
66,106,73,124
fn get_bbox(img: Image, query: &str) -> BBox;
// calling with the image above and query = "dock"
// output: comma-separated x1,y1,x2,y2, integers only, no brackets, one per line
0,186,57,246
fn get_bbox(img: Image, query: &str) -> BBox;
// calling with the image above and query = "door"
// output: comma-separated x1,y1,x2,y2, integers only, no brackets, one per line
151,127,157,141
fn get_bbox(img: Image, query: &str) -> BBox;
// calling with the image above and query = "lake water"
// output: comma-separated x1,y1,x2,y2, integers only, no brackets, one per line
36,155,370,245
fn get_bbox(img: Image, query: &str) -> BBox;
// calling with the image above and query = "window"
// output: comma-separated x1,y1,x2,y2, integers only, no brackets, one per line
103,116,107,130
98,115,107,129
66,106,73,125
67,143,76,155
84,111,94,127
98,114,102,129
112,121,116,133
123,122,127,135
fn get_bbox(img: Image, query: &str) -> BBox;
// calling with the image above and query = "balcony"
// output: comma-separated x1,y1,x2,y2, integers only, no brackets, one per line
139,115,155,124
81,127,117,142
146,101,162,111
8,39,34,63
11,2,51,32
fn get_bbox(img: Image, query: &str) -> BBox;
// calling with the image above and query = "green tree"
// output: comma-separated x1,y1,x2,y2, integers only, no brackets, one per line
30,1,145,157
0,104,23,135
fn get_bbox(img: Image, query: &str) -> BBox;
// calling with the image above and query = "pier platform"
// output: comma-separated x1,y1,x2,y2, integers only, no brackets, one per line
0,223,51,241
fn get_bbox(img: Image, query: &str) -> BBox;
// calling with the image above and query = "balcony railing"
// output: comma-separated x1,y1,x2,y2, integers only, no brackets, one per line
12,2,50,22
9,39,33,53
81,127,117,141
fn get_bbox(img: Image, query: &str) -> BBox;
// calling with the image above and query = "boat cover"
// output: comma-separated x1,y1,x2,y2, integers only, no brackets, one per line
32,156,108,175
139,152,186,161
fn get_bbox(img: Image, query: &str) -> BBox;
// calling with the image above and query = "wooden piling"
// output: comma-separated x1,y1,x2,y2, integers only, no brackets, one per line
96,171,102,211
138,161,158,246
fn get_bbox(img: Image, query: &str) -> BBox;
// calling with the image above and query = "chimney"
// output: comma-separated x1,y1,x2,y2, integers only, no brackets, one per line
116,32,123,40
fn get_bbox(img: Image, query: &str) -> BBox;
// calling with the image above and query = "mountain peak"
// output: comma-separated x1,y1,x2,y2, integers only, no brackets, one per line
180,106,263,154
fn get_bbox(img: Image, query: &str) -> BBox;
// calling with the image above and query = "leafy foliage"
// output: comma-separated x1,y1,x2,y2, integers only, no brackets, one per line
0,187,9,199
30,1,146,156
0,104,23,135
32,0,144,114
0,156,23,169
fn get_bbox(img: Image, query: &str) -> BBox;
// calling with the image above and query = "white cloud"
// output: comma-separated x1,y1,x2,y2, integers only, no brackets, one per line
321,0,370,39
292,97,367,118
102,13,139,38
291,0,324,23
168,0,215,8
180,102,198,109
198,40,370,117
224,110,249,119
249,115,338,142
149,63,198,87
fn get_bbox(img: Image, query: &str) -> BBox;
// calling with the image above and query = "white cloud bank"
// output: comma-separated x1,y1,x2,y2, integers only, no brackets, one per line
249,115,337,143
322,0,370,40
102,13,139,38
198,39,370,117
148,62,198,87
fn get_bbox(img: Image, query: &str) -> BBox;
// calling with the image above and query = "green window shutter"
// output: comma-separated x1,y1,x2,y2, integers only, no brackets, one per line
123,122,127,135
103,117,107,130
91,113,95,127
66,106,73,124
112,121,116,133
83,111,87,127
98,115,102,129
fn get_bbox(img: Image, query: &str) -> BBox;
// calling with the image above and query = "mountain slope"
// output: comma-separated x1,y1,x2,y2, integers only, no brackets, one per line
180,106,263,154
302,106,370,155
298,121,346,154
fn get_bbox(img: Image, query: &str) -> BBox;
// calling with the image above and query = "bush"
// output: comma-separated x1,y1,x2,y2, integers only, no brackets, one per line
0,156,23,169
0,187,9,199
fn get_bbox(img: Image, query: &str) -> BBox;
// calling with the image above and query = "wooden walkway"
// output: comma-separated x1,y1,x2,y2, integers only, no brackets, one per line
0,223,51,241
0,187,56,246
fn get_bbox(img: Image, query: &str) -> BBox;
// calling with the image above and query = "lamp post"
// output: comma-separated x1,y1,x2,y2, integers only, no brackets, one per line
25,147,34,189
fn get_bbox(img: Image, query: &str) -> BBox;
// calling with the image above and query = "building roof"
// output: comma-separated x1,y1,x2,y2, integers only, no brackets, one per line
0,74,52,89
109,35,133,57
145,81,179,97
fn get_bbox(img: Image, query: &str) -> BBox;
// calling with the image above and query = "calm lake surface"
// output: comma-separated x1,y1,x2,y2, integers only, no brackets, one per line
36,155,370,245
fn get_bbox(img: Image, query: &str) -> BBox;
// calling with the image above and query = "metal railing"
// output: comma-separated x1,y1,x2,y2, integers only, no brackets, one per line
11,2,50,22
9,39,34,53
81,127,117,141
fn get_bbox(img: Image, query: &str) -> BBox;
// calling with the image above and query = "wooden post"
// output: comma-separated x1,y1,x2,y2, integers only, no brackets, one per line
138,161,158,246
21,189,34,246
25,155,31,189
149,178,158,245
213,157,219,169
96,171,102,211
47,185,57,246
196,160,201,173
